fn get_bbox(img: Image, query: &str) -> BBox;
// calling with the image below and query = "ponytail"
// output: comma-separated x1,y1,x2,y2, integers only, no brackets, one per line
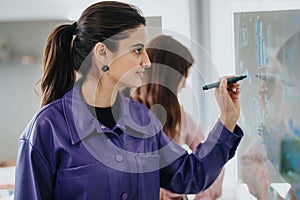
41,24,75,107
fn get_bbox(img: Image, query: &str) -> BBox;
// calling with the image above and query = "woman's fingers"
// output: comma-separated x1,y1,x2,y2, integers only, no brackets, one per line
214,76,241,131
227,83,240,99
228,87,241,99
216,78,240,99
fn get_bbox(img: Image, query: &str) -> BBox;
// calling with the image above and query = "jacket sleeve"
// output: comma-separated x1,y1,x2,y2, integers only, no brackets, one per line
14,139,54,200
14,118,55,200
159,120,243,194
180,109,226,199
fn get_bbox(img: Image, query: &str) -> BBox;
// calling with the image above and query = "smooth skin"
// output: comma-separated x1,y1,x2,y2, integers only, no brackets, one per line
81,25,151,108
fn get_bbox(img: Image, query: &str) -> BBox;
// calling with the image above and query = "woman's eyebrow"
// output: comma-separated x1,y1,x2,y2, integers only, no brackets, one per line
131,43,145,48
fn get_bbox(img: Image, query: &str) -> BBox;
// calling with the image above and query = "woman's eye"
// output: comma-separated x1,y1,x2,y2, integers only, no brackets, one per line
134,48,143,54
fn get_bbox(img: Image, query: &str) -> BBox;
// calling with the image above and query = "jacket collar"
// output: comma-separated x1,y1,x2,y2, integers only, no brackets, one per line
63,81,161,145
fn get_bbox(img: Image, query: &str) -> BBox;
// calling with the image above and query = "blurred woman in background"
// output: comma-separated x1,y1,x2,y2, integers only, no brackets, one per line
131,35,225,200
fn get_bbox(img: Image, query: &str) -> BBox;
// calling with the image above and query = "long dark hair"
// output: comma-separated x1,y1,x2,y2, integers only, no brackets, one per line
40,1,145,107
132,35,194,138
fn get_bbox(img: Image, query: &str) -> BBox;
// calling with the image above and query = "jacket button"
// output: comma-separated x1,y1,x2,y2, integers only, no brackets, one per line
116,154,123,162
121,192,128,200
100,125,105,129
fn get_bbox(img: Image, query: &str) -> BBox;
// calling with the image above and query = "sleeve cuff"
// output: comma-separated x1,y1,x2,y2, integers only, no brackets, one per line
210,120,244,151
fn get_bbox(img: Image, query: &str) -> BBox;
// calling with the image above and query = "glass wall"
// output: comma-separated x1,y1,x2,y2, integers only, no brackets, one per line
234,9,300,199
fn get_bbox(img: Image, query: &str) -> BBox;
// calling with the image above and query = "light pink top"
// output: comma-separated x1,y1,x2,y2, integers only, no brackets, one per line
160,107,225,200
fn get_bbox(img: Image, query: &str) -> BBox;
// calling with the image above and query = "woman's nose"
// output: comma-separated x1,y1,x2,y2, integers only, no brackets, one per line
142,51,151,68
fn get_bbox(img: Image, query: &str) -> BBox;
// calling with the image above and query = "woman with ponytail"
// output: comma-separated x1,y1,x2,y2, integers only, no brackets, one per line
14,1,244,200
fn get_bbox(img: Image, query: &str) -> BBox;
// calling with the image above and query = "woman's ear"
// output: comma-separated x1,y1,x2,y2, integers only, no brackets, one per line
93,42,108,63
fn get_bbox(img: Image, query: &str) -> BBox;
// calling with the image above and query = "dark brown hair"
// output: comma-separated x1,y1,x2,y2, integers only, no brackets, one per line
40,1,145,106
132,35,194,138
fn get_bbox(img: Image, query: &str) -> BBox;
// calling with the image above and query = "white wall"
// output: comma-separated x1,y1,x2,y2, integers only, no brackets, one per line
0,0,191,38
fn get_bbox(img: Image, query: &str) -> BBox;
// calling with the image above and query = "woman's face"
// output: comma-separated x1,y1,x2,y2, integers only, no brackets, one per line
177,68,190,93
107,25,151,88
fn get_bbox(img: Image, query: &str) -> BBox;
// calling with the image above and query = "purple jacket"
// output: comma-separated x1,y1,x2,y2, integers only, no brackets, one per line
14,81,243,200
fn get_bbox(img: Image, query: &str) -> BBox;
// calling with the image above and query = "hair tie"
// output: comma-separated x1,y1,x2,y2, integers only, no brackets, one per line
71,22,77,35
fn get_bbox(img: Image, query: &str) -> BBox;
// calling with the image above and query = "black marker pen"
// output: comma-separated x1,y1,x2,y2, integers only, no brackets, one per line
202,75,247,90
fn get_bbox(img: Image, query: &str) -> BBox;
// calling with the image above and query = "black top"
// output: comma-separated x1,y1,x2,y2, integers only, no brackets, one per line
86,96,121,130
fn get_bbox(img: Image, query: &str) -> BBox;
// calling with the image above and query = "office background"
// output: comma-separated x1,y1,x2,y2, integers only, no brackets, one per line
1,0,300,199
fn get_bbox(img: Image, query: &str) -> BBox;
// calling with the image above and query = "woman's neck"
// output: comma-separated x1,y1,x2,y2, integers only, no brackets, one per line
81,78,119,108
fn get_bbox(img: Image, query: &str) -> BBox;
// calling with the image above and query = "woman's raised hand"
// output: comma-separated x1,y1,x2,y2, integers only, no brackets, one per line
214,76,241,132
